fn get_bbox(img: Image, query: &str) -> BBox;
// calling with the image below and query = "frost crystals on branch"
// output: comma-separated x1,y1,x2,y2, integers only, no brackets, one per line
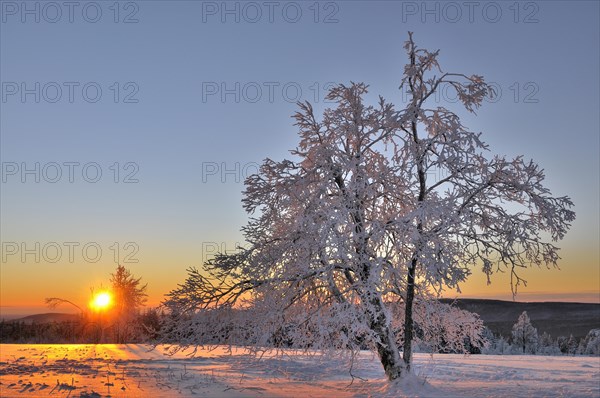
162,32,575,382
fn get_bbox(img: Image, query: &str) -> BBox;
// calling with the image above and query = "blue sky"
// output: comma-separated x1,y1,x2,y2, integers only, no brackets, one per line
1,1,599,314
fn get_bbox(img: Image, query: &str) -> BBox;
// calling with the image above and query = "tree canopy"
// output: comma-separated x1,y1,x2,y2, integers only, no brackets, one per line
163,33,575,381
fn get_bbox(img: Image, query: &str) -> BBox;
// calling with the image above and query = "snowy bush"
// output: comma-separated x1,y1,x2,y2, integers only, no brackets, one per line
394,300,487,354
558,335,579,355
481,331,513,355
537,332,561,356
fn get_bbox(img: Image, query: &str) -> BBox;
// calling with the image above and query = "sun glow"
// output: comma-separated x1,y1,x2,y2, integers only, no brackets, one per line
91,292,112,311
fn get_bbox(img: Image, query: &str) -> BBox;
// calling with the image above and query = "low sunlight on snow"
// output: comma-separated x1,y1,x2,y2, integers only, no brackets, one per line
1,345,598,397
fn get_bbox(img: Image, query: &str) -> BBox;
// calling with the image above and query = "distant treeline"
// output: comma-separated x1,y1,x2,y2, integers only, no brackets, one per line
0,308,161,344
482,326,600,356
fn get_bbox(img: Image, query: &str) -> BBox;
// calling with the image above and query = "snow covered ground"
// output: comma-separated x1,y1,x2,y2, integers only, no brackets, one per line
0,344,598,397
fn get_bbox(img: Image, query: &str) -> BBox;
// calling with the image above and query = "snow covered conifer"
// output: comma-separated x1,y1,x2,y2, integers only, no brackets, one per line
162,33,575,381
511,311,538,354
110,265,148,343
579,329,600,356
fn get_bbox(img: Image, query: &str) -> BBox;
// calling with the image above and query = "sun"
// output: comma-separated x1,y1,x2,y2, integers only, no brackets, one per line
91,292,112,311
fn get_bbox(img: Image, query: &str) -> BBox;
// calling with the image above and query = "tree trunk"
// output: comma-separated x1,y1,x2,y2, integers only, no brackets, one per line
376,328,404,380
402,259,417,368
368,294,405,380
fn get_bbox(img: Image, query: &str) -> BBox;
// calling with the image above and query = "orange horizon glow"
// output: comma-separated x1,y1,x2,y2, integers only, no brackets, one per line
1,242,598,318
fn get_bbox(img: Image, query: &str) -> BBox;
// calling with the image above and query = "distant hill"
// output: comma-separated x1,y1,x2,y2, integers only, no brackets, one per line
5,300,600,341
12,313,80,325
441,299,600,339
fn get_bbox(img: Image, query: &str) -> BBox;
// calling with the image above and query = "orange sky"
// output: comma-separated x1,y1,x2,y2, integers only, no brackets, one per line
2,239,598,318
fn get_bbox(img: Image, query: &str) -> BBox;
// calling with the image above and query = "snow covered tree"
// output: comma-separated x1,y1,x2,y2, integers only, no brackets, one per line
481,331,513,355
538,331,560,355
162,33,574,381
558,334,579,355
511,311,538,354
110,265,148,343
578,329,600,356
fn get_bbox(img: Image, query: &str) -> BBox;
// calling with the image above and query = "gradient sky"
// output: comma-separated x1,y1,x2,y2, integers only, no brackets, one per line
1,1,599,316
